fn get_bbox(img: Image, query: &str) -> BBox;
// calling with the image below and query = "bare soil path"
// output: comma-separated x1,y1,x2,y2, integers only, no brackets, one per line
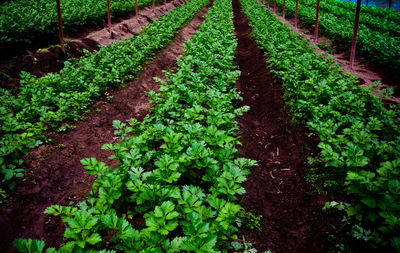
0,3,211,252
0,0,186,90
232,0,337,251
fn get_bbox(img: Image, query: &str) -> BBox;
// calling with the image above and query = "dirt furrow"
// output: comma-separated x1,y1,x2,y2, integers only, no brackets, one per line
0,3,212,252
232,0,336,251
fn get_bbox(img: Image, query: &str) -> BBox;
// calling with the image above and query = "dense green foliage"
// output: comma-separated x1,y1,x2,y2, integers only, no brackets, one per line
295,0,400,37
322,0,400,24
0,0,163,47
14,0,257,251
274,0,400,82
0,0,207,190
242,0,400,249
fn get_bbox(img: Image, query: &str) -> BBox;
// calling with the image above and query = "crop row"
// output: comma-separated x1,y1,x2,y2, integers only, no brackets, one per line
274,0,400,82
0,0,164,47
322,0,400,24
242,0,400,249
13,0,256,251
295,0,400,37
0,0,207,190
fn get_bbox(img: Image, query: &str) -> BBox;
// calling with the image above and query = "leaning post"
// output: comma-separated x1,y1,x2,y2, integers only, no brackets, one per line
135,0,138,19
107,0,112,35
56,0,65,53
314,0,320,42
295,0,299,28
350,0,362,68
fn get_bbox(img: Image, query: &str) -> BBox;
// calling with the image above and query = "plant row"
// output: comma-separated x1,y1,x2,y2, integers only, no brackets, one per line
295,0,400,37
322,0,400,24
0,0,165,47
0,0,207,190
274,0,400,82
14,0,257,251
243,0,400,249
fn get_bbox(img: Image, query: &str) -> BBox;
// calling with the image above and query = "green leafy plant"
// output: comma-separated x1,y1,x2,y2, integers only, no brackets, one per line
0,0,166,48
274,0,400,82
144,201,180,235
231,236,268,253
238,211,262,232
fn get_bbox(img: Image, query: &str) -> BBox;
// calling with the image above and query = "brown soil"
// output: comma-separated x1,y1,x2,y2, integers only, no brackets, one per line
0,0,186,90
0,3,210,252
264,4,400,103
232,0,337,252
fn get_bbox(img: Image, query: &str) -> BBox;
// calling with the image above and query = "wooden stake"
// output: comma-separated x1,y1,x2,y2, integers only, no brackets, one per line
164,0,166,9
282,0,286,18
314,0,320,42
274,0,276,12
295,0,299,28
107,0,112,35
153,0,155,10
350,0,362,68
56,0,65,53
135,0,138,19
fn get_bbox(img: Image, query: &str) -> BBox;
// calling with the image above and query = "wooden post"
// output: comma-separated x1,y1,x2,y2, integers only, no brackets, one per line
56,0,65,53
107,0,112,35
282,0,286,18
268,0,270,7
295,0,299,28
314,0,320,42
164,0,166,10
350,0,362,68
274,0,276,13
135,0,138,19
153,0,155,10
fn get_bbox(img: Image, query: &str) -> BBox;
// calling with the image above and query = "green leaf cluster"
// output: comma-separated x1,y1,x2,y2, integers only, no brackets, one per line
311,0,400,24
294,0,400,37
0,0,163,47
274,0,400,82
